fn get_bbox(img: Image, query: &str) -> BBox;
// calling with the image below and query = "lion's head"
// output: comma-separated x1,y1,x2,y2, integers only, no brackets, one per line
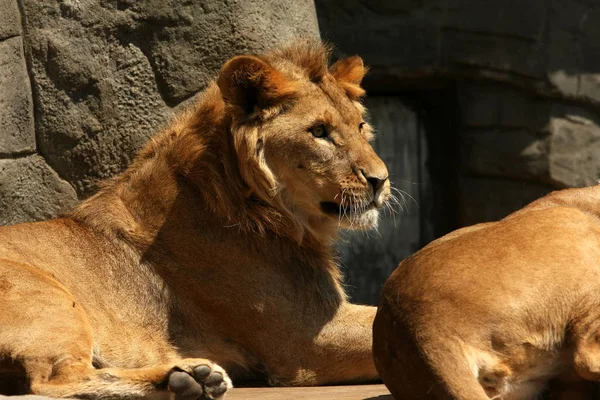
217,41,390,238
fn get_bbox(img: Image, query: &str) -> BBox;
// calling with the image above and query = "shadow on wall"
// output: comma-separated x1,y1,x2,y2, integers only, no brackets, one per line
316,0,600,304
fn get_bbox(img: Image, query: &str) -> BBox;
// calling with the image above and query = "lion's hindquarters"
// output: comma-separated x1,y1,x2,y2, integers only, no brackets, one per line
373,290,490,400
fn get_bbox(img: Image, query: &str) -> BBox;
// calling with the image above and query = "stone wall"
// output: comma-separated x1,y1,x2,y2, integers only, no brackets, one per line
0,0,319,225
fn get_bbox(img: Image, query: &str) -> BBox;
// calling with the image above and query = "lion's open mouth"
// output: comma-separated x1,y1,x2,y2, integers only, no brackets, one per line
320,200,380,229
320,201,341,215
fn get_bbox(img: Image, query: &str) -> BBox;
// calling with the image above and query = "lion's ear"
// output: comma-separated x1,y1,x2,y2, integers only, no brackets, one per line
218,55,298,114
330,56,368,100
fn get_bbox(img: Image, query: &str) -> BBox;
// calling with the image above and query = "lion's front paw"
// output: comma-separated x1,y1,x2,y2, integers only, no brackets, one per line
167,360,231,400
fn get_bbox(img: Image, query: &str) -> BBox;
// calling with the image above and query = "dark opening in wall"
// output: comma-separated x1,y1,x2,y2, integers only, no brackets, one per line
338,80,460,305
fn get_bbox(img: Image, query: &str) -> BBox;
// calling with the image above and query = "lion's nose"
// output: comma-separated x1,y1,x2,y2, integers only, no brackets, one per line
367,175,387,194
359,169,388,208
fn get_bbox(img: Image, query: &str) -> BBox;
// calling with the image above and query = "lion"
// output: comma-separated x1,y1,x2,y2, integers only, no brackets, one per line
373,185,600,399
0,41,390,399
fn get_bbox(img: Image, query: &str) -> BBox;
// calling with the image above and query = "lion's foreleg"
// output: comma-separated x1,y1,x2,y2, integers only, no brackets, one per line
272,303,378,386
315,303,379,383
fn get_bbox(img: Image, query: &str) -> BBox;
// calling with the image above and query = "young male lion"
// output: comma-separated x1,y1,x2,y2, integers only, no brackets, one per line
374,186,600,399
0,41,390,399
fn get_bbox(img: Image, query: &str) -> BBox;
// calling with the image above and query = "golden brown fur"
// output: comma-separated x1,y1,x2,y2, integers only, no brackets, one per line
373,186,600,399
0,40,391,399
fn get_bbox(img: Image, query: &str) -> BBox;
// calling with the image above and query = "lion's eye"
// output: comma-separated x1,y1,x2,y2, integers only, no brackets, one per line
359,122,366,131
310,124,327,138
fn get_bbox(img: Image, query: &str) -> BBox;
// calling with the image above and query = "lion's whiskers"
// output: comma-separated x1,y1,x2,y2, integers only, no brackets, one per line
377,184,419,228
391,186,418,209
348,189,357,229
338,189,348,228
388,193,404,212
384,199,398,227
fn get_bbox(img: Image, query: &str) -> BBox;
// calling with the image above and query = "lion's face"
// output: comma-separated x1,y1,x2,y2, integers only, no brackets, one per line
261,77,389,230
218,43,390,233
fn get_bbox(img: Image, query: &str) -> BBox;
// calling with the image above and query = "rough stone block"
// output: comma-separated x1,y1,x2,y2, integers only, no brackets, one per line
580,10,600,62
458,177,552,226
462,128,549,181
315,0,439,70
441,29,544,79
28,29,171,196
546,30,581,98
444,0,545,40
97,0,320,105
0,36,35,155
0,156,78,226
548,111,600,187
578,73,600,104
457,83,600,189
0,0,21,40
548,0,594,35
458,83,550,131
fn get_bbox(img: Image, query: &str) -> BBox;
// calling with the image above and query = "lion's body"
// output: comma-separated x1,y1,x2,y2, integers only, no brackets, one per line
0,42,389,399
374,186,600,399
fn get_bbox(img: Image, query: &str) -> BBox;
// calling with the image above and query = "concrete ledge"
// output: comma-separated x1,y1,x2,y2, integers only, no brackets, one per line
228,384,392,399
